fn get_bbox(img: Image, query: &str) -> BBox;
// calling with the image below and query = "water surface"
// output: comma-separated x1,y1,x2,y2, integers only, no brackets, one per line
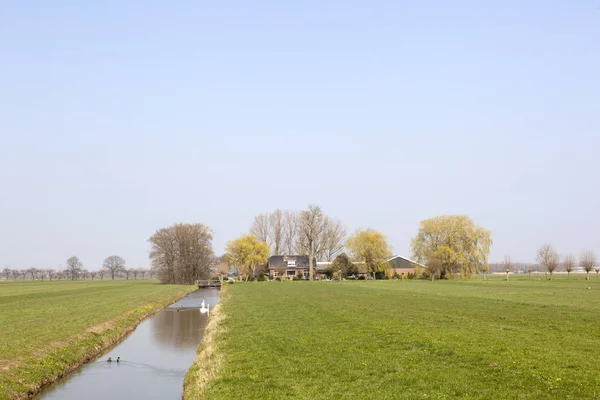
39,289,219,400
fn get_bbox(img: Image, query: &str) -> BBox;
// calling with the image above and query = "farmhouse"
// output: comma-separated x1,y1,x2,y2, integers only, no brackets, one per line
267,255,317,280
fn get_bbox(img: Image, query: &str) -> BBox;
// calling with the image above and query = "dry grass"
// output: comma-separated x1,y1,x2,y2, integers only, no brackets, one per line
183,288,229,399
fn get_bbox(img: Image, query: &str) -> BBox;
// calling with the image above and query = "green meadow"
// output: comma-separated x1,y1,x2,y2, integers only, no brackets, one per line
190,277,600,399
0,279,194,399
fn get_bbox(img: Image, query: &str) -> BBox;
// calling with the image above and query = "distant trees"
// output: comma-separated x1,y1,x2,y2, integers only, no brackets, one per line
249,205,346,280
563,254,576,278
66,256,83,280
102,255,126,280
411,215,492,279
149,223,215,284
226,235,270,281
580,251,596,281
536,244,560,280
328,253,358,278
346,229,392,280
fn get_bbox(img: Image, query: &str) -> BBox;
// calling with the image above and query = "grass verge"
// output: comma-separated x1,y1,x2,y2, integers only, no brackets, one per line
183,287,229,399
0,280,195,399
184,277,600,399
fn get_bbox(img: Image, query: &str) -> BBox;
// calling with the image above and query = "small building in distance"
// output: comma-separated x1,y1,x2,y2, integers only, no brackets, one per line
387,255,424,276
267,255,316,280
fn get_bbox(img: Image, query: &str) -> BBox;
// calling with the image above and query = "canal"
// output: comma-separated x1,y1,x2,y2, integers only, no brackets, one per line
38,288,219,400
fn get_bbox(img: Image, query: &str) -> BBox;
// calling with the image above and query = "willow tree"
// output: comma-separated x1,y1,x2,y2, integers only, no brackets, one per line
537,244,559,281
346,229,392,280
411,215,492,279
226,234,270,281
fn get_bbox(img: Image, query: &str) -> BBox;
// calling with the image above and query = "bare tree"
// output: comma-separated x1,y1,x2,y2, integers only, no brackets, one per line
563,254,576,278
426,256,443,281
322,218,347,262
269,209,284,256
215,255,230,285
149,223,215,284
581,251,596,280
537,244,559,280
297,205,328,280
283,210,298,255
98,269,106,280
102,255,126,280
26,267,36,280
503,255,513,281
88,270,97,280
138,269,147,279
45,269,56,281
124,268,134,280
2,267,10,280
66,256,83,280
250,214,271,247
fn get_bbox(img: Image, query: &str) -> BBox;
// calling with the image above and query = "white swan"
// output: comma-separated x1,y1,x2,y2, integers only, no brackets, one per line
200,300,209,315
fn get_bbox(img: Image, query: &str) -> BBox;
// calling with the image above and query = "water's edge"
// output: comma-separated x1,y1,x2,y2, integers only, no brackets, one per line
23,285,197,400
183,286,229,399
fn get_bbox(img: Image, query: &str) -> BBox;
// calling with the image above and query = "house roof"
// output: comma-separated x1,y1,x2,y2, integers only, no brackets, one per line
267,255,315,270
387,255,425,268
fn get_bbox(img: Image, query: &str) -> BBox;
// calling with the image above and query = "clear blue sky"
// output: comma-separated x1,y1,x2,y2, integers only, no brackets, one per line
1,1,598,270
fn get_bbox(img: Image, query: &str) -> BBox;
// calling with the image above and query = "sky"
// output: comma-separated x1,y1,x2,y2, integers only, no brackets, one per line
1,1,599,270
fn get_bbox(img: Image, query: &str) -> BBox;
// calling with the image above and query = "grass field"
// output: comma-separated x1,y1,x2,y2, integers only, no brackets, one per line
0,279,195,399
190,277,600,399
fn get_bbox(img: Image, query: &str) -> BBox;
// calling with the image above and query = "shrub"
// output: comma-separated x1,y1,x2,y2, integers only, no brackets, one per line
358,276,366,280
275,277,282,282
256,275,266,282
392,273,401,280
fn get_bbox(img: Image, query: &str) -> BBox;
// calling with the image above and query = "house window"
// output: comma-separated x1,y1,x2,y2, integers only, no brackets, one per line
287,260,296,267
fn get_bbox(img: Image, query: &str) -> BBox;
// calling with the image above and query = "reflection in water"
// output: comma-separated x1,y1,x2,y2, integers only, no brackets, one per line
38,289,219,400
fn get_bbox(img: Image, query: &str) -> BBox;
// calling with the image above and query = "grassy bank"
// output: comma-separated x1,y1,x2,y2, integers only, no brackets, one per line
0,279,195,399
185,277,600,399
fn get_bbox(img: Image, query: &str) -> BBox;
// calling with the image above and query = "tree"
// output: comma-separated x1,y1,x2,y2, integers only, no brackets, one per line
426,256,443,281
149,223,215,284
329,253,358,278
503,255,513,281
66,256,83,280
2,267,10,280
124,268,135,280
276,265,287,281
346,229,392,280
226,234,270,282
283,210,298,255
322,219,347,262
250,214,271,247
581,251,596,281
411,215,492,279
297,205,329,280
26,267,36,280
103,255,126,280
269,209,284,256
45,269,56,281
563,254,575,278
215,255,230,284
537,244,559,281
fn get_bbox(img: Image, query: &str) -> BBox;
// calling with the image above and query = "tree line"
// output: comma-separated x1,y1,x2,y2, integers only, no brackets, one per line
2,255,152,281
